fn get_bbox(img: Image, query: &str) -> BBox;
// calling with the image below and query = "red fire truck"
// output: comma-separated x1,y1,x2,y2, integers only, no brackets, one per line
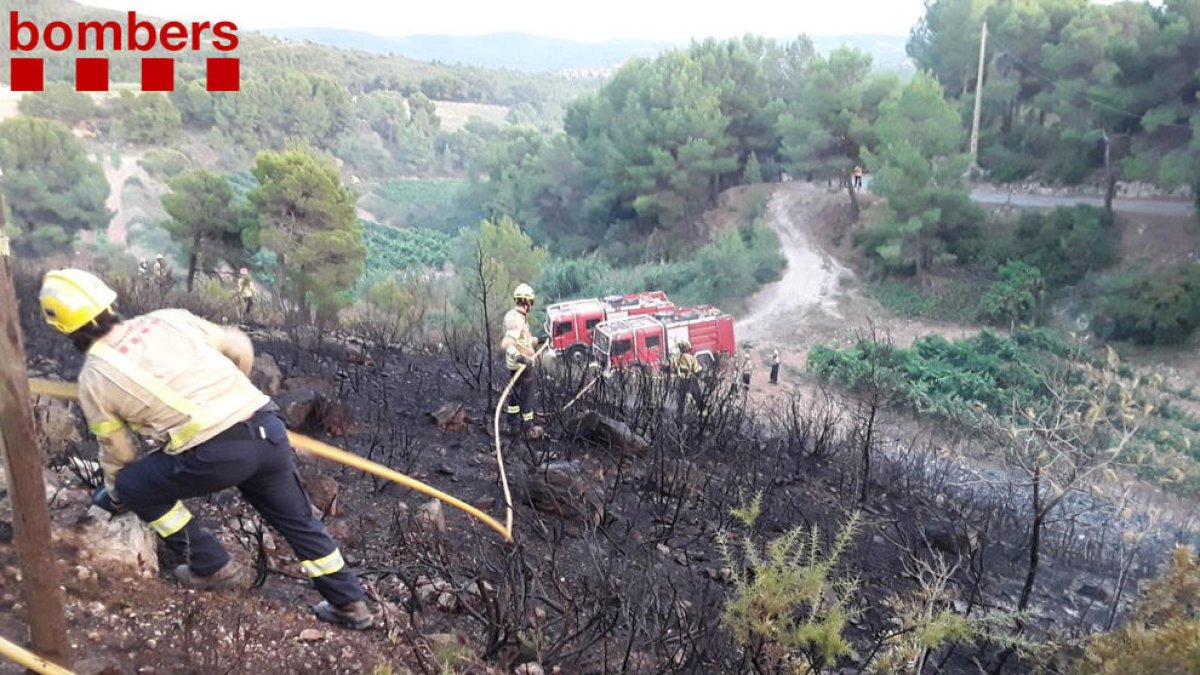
591,305,737,372
544,291,675,362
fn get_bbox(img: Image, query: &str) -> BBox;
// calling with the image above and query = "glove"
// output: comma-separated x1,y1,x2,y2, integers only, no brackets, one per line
92,486,128,515
538,332,550,345
516,354,533,367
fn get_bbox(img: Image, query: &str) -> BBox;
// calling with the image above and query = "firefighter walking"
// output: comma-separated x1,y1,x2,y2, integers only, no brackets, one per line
672,341,702,420
500,283,544,439
37,269,373,630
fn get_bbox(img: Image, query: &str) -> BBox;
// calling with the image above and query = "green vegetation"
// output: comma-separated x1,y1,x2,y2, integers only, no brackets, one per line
16,82,96,125
362,180,478,234
720,499,862,673
810,330,1200,495
911,0,1200,205
361,224,452,280
0,117,110,254
1093,264,1200,346
1075,546,1200,675
161,170,246,291
110,91,182,145
251,146,365,325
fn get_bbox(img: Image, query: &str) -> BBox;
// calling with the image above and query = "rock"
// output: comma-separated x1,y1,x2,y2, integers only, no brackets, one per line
519,460,604,524
56,507,158,576
298,628,325,642
436,463,456,476
920,518,979,557
429,402,468,432
345,343,372,365
656,543,670,555
472,496,497,511
567,411,649,459
297,466,339,518
251,354,284,395
316,400,354,437
674,553,689,567
1073,580,1114,603
283,376,334,396
416,499,446,533
515,663,546,675
277,389,323,430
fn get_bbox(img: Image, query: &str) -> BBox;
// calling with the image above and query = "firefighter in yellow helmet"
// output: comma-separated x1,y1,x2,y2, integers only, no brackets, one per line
38,269,373,630
236,267,255,320
500,282,544,439
671,340,702,419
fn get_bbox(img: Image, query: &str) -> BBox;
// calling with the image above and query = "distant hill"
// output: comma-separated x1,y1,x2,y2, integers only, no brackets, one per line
264,29,673,73
263,29,913,75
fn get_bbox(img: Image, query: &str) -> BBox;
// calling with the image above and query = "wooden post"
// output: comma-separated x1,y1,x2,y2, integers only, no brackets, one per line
969,20,988,161
0,196,73,666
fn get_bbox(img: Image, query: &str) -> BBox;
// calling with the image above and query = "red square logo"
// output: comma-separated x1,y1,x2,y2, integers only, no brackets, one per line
206,58,239,92
141,58,175,92
11,58,44,92
76,58,109,92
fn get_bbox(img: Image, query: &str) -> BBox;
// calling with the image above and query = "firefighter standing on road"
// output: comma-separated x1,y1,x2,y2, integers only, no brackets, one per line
38,269,373,630
501,283,544,439
671,341,702,420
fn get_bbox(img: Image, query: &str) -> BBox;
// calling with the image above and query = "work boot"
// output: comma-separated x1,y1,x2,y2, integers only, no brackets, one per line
173,561,248,591
313,599,374,630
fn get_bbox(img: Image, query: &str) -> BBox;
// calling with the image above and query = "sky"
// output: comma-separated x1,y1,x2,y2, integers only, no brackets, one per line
84,0,928,42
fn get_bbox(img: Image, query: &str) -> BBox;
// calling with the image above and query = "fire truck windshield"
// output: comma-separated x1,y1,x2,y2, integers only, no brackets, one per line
593,332,610,353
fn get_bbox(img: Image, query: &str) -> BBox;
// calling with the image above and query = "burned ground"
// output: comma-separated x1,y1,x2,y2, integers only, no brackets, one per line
3,265,1197,674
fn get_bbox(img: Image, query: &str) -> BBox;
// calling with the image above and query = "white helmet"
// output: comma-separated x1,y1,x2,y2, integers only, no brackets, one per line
513,283,535,303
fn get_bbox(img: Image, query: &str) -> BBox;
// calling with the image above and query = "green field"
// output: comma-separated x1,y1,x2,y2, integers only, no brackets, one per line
433,100,509,131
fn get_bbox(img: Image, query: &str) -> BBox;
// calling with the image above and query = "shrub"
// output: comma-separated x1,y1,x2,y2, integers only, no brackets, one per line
1093,264,1200,345
1073,546,1200,675
139,148,192,180
986,206,1114,288
977,261,1044,328
361,224,452,281
720,497,862,673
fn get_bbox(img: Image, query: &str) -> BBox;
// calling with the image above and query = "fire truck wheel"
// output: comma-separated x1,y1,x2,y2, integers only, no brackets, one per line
567,345,589,365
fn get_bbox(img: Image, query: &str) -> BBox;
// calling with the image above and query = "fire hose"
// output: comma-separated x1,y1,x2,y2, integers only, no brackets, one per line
491,341,550,537
26,378,515,543
0,637,73,675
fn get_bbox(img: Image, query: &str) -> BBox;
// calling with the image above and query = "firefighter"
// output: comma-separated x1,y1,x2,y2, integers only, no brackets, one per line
740,353,753,392
769,349,781,384
854,165,864,189
671,341,702,420
237,268,255,320
38,269,373,630
500,283,544,439
136,258,150,281
152,254,171,292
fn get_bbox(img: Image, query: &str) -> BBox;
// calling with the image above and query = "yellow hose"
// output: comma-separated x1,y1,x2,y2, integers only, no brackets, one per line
492,341,550,537
0,636,74,675
26,378,514,543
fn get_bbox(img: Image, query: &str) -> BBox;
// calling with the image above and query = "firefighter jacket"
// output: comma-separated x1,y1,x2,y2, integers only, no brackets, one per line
672,352,701,377
501,306,536,370
77,309,271,495
237,276,254,299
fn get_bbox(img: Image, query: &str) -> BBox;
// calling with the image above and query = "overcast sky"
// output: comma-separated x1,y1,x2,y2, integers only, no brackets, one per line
84,0,928,42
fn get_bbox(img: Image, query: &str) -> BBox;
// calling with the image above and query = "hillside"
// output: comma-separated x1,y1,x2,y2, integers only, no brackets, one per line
259,29,914,75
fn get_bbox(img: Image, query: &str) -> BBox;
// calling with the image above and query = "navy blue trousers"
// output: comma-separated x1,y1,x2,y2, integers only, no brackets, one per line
505,367,536,428
114,411,364,606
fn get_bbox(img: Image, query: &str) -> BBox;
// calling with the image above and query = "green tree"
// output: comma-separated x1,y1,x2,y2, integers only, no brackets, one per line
110,90,183,144
17,82,97,125
908,0,991,97
779,47,898,218
162,170,244,292
251,146,364,325
743,151,763,184
864,72,978,283
454,215,548,338
0,117,110,254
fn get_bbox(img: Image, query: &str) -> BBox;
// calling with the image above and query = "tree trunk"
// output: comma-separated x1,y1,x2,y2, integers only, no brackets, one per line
859,401,875,503
1102,131,1116,216
846,172,860,221
186,234,199,293
0,236,73,666
992,465,1044,674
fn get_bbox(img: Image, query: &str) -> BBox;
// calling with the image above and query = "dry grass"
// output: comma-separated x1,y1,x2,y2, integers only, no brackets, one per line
433,100,509,131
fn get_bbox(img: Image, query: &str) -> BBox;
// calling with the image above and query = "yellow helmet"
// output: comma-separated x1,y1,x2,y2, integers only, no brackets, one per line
513,283,535,302
39,269,118,335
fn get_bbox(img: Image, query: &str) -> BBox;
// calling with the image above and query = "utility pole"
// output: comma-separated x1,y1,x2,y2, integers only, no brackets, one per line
969,20,988,162
0,183,73,667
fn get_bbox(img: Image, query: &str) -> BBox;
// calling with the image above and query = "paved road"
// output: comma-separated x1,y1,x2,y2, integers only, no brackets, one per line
970,189,1194,217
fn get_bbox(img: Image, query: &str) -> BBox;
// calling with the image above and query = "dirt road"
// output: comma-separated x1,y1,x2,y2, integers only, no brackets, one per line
970,189,1194,217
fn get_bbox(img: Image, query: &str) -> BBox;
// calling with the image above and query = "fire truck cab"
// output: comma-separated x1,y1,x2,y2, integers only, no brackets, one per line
592,305,736,372
544,291,674,363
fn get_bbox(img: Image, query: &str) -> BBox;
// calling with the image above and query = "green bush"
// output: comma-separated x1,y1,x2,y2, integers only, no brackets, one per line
362,179,478,234
1093,264,1200,346
985,206,1114,288
138,148,192,180
977,261,1044,327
